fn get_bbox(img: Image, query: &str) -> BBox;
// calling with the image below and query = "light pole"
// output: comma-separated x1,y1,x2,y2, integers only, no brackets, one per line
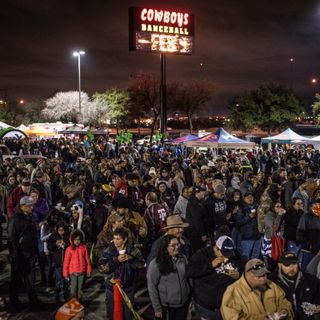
73,50,85,122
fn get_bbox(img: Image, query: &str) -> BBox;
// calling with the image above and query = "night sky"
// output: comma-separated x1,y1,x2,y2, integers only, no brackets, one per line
1,0,320,115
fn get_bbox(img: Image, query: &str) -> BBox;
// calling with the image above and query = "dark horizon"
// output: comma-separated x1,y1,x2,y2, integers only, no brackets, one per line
1,0,320,115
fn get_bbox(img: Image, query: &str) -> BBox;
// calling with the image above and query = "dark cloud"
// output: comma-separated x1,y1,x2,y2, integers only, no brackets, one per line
1,0,320,114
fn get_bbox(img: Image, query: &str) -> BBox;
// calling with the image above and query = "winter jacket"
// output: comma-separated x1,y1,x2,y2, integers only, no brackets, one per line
264,210,284,239
144,203,167,242
270,269,320,320
47,232,69,268
297,212,320,254
284,208,304,242
221,275,294,320
147,254,190,313
98,241,144,290
7,209,38,258
186,195,208,252
32,198,50,224
257,191,274,234
236,204,260,240
205,195,227,234
62,243,92,278
186,246,237,310
7,186,29,218
173,195,188,219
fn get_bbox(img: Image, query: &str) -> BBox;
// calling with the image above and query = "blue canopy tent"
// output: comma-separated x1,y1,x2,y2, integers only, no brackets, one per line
261,128,310,144
185,128,255,149
170,134,198,144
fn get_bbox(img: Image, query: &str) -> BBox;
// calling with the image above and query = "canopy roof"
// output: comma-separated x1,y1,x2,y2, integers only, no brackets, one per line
0,121,10,129
170,134,198,144
185,128,255,149
0,127,28,139
261,128,310,144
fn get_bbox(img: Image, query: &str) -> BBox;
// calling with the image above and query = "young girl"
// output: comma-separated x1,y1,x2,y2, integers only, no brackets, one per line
63,229,92,300
47,221,70,303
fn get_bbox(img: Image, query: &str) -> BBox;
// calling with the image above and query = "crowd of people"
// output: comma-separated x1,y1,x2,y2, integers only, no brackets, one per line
2,136,320,319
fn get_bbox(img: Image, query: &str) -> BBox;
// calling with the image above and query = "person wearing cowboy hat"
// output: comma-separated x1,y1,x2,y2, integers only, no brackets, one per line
146,215,191,266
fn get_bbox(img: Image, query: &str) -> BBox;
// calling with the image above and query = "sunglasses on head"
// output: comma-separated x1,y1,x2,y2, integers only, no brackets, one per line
247,263,266,272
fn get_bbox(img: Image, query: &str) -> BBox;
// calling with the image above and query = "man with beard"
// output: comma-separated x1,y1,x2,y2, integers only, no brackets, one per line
270,251,320,319
221,258,293,319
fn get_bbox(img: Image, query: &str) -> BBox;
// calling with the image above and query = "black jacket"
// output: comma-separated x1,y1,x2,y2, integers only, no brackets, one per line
47,232,69,267
186,195,208,252
186,246,237,310
296,212,320,254
270,269,320,319
284,208,304,242
204,196,227,235
7,209,38,258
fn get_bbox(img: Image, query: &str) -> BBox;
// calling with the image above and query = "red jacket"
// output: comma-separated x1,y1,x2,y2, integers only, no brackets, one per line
63,243,92,278
7,187,28,218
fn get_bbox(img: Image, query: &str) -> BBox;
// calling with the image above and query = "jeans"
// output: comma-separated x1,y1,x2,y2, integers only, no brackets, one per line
195,303,222,320
241,239,261,260
54,267,68,301
70,273,85,299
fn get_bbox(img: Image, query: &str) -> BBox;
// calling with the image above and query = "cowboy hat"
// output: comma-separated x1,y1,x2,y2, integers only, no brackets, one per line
162,215,189,230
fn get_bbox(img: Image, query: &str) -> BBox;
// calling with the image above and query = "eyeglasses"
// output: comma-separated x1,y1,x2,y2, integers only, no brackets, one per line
247,263,266,272
168,243,181,249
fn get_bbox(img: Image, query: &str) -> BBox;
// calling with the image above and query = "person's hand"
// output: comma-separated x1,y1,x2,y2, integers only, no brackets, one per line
211,257,225,268
86,272,91,277
278,208,286,216
139,227,147,237
249,209,257,218
118,254,130,262
226,270,240,279
155,311,162,318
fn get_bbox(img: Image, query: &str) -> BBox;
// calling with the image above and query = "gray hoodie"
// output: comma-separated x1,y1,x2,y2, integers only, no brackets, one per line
174,195,188,219
147,255,190,312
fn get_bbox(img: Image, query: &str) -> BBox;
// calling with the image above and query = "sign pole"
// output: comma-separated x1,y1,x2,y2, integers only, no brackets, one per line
160,53,167,134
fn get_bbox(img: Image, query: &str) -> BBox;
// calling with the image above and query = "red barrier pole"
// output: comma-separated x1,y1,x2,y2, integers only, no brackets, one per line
113,278,123,320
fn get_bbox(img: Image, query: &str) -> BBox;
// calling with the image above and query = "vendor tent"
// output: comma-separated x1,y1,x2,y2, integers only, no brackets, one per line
170,134,198,144
0,127,28,139
261,128,310,144
185,128,255,149
0,121,10,129
59,124,85,134
24,127,56,136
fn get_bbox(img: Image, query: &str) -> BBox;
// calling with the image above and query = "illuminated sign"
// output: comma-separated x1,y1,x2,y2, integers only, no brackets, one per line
129,7,194,55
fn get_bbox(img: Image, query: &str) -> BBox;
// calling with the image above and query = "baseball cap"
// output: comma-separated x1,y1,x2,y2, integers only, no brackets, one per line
245,259,270,276
214,184,226,194
193,186,206,193
279,251,298,266
149,167,156,175
215,236,235,257
20,196,33,206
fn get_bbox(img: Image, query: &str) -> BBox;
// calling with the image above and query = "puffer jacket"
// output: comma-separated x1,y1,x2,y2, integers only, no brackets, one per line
62,242,92,278
147,254,190,313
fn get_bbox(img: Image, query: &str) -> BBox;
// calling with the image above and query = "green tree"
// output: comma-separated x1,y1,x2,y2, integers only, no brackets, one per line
93,89,131,132
228,83,304,133
0,101,24,126
128,73,160,141
311,93,320,124
23,99,47,124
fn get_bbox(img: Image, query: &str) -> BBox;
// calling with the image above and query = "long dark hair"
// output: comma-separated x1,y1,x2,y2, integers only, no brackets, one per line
155,235,177,275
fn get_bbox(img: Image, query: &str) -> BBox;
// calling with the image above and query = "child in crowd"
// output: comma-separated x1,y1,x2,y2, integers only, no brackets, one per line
47,221,70,302
62,229,92,300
